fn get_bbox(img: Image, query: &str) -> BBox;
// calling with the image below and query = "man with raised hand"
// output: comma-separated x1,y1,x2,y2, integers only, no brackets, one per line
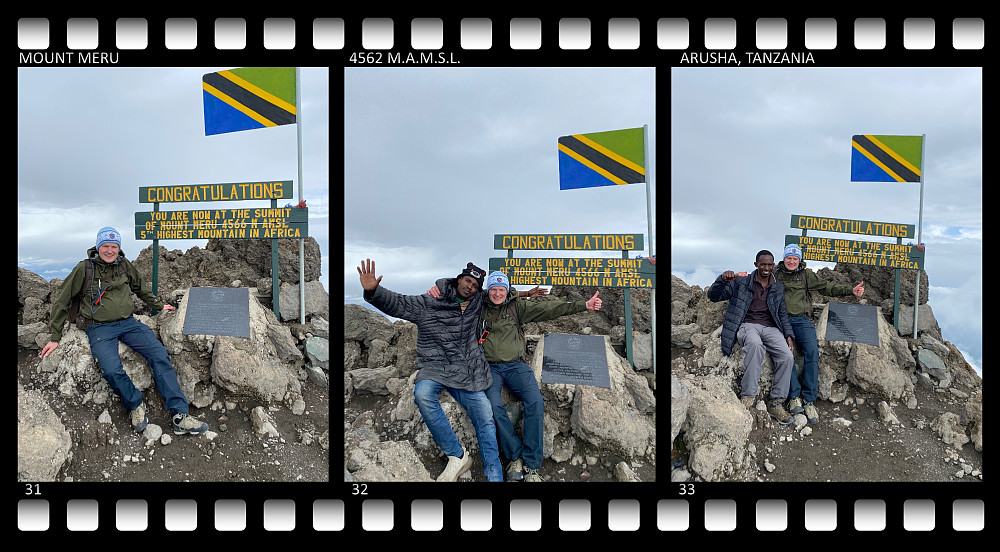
358,259,502,482
430,271,601,482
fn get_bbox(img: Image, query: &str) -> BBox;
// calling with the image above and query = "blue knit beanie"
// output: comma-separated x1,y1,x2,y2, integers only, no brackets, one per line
783,243,802,261
96,226,122,249
485,270,510,292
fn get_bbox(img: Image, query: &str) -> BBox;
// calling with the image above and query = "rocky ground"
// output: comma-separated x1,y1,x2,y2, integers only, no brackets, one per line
346,390,656,483
671,350,982,483
18,349,330,483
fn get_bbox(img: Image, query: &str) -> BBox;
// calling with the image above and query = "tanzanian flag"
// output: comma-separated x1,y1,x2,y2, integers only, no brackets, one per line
203,67,297,136
558,127,646,190
851,135,922,183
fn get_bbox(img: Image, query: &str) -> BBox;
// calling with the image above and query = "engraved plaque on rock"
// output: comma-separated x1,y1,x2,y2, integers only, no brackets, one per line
541,333,610,388
825,301,879,346
182,287,250,338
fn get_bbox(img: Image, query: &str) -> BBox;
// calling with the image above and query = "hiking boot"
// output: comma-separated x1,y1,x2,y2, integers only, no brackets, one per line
130,402,148,433
524,468,542,482
437,446,472,482
506,458,524,482
767,400,793,425
803,402,820,424
739,395,755,409
172,413,209,435
787,397,804,415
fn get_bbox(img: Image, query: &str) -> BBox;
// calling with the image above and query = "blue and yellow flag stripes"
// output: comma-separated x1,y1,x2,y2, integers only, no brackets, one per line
203,67,296,136
850,135,922,183
558,127,645,190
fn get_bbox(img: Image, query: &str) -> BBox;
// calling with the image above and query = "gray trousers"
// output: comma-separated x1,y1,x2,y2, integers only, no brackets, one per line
737,322,794,400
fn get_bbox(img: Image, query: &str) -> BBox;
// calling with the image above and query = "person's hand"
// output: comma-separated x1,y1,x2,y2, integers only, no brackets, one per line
40,341,58,359
585,291,602,310
427,285,441,298
721,270,737,282
357,259,383,291
161,304,176,311
523,285,549,298
853,280,865,297
787,336,794,352
648,255,656,266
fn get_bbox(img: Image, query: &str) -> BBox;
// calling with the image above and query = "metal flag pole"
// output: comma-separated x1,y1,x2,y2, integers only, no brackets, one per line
644,124,655,374
912,134,926,337
297,67,306,325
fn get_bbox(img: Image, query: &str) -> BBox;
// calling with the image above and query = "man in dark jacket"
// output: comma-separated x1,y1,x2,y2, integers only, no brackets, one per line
707,250,796,424
429,271,601,482
358,259,502,482
776,244,864,424
40,226,209,436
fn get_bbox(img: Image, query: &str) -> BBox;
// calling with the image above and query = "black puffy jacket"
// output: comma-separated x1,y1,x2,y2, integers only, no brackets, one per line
707,270,794,356
364,277,492,392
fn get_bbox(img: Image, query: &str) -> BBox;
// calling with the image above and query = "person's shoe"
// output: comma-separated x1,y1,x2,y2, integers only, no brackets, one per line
524,468,542,482
172,413,209,435
787,397,805,415
437,446,472,482
803,402,820,424
130,402,148,433
767,400,793,425
506,458,524,482
739,395,755,409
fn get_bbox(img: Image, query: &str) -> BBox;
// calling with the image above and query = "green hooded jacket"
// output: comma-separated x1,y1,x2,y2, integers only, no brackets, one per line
480,289,588,364
48,247,164,342
775,259,854,318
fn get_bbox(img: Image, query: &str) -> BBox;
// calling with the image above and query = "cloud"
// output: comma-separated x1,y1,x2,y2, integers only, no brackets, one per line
928,279,982,372
671,266,721,289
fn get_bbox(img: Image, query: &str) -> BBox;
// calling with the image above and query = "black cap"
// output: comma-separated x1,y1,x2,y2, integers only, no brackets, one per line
457,262,486,288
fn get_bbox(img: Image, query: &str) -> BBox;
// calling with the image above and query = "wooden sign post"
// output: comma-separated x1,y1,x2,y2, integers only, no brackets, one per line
136,180,305,319
491,233,654,369
788,214,922,333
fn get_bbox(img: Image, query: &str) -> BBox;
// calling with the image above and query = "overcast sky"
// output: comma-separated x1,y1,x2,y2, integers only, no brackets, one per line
344,67,656,309
18,67,329,293
670,67,982,375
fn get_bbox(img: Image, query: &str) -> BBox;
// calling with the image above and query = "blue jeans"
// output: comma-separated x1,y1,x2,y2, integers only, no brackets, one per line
413,379,503,482
86,316,188,415
484,362,544,470
786,316,820,403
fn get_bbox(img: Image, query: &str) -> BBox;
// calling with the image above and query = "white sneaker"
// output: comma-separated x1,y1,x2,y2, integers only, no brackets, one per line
436,446,472,482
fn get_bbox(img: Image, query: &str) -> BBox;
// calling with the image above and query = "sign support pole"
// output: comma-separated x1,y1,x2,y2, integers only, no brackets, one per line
272,198,279,319
152,201,159,315
623,248,633,368
912,134,926,337
892,238,903,333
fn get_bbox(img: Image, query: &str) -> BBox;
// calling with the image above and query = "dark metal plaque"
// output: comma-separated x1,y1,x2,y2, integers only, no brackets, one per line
541,333,610,388
182,287,250,338
825,302,879,346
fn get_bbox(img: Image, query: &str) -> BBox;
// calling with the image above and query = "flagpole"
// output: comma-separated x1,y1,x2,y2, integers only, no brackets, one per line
643,124,655,375
296,67,306,325
912,134,926,337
